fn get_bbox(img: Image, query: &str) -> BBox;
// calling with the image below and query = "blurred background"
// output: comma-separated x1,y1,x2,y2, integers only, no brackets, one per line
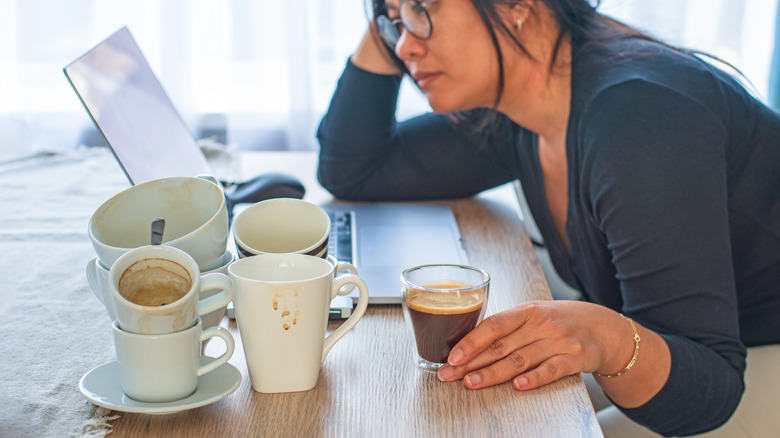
0,0,777,161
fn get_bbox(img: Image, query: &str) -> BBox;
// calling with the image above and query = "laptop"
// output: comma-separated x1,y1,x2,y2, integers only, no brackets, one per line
64,27,469,313
63,27,212,185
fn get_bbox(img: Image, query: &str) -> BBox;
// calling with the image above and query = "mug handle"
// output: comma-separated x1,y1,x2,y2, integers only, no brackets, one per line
321,274,369,363
335,261,358,296
85,258,104,304
197,326,235,376
197,273,235,317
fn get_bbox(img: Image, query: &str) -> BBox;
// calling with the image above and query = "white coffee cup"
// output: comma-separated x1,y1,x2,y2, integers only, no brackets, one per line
86,254,237,326
86,249,236,327
88,176,228,270
233,198,329,259
108,245,234,335
232,198,356,294
228,254,369,393
112,318,235,403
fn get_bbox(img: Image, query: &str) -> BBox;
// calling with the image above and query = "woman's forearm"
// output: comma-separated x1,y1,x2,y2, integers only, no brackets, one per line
317,59,515,201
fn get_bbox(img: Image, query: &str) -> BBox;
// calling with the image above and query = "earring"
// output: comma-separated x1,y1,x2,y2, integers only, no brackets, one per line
516,18,523,31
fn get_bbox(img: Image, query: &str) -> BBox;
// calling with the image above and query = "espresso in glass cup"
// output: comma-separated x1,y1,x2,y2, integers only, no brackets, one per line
401,264,490,372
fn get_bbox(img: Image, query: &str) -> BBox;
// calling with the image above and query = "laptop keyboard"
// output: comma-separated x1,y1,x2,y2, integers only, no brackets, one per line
327,210,354,264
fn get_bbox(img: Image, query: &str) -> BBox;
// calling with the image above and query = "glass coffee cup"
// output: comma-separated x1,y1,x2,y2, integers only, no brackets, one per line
401,264,490,372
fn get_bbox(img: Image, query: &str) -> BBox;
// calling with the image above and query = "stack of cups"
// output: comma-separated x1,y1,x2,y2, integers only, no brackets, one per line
84,176,236,402
85,176,234,335
108,245,235,402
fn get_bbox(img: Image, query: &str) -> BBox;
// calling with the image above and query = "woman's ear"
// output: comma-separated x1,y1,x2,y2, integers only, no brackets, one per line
512,2,533,32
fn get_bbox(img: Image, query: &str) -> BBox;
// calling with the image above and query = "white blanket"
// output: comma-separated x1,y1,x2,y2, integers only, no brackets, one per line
0,146,238,437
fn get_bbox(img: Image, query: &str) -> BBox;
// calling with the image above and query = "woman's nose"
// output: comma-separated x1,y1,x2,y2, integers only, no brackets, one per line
394,28,426,61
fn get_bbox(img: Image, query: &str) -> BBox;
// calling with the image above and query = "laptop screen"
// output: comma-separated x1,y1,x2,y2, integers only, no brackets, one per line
64,27,212,185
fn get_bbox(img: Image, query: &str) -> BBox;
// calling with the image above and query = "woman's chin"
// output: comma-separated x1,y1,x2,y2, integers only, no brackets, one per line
426,97,468,114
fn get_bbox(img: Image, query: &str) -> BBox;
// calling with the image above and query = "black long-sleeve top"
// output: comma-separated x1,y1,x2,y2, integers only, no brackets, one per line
316,37,780,436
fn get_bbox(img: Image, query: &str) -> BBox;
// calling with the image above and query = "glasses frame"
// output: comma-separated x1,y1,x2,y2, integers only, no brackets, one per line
376,0,436,49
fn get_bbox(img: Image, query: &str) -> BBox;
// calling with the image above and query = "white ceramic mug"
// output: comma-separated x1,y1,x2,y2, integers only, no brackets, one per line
88,176,228,271
232,198,330,259
112,318,235,402
108,245,234,335
89,250,235,334
228,254,369,393
232,198,357,294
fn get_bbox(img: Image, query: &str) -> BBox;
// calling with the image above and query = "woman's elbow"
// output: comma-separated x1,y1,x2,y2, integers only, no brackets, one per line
317,167,363,201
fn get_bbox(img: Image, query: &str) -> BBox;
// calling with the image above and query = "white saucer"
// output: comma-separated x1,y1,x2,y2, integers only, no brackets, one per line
79,358,241,415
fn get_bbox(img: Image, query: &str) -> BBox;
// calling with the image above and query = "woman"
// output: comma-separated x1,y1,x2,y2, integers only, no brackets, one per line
316,0,780,436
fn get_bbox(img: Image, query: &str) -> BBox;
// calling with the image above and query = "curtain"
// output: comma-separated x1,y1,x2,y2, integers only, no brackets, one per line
769,2,780,109
599,0,777,102
0,0,776,160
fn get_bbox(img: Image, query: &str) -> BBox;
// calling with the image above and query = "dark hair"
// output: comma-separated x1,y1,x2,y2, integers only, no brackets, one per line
368,0,695,132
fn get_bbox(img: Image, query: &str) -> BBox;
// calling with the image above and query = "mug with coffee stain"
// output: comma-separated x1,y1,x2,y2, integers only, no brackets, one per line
108,245,235,335
401,264,490,372
228,253,369,393
88,176,228,271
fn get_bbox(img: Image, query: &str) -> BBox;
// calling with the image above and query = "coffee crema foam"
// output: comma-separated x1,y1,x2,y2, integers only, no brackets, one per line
119,258,191,307
406,281,485,315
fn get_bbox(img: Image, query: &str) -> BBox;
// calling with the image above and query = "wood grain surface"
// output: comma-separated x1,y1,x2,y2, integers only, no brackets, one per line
106,152,603,437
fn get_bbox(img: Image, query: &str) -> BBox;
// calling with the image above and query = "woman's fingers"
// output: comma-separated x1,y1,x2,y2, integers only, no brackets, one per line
438,303,595,389
458,342,546,389
439,325,537,381
441,347,581,392
446,304,533,366
512,355,579,390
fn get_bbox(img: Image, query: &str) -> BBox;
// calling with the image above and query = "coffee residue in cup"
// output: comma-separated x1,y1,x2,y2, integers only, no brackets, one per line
119,258,191,307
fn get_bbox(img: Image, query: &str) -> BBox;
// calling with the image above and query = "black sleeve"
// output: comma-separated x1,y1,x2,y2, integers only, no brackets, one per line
580,80,746,436
316,60,515,201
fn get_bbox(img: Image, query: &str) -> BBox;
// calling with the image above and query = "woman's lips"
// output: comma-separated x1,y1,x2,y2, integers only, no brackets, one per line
412,72,440,89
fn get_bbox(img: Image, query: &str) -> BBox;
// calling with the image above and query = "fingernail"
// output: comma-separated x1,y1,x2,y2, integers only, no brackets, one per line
464,373,481,388
437,365,454,381
513,376,529,389
448,348,464,365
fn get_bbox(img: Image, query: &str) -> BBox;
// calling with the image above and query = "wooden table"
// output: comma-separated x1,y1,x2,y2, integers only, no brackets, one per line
108,151,603,437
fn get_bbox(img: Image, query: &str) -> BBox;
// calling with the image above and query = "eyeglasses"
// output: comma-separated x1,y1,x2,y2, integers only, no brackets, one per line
376,0,436,49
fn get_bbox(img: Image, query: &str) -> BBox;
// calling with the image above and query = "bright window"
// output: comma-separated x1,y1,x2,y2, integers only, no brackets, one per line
0,0,776,160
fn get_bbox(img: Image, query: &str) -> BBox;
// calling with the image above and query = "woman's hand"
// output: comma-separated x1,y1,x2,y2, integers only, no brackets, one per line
351,24,402,75
437,300,637,391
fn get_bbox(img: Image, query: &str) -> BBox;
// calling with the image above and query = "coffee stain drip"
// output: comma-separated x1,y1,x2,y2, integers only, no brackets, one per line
270,289,300,330
151,218,165,245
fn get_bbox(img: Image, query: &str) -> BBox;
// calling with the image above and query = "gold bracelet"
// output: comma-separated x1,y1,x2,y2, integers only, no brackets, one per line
595,313,641,378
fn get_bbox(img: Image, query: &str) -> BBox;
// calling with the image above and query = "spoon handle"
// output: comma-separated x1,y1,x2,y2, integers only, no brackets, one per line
151,218,166,245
